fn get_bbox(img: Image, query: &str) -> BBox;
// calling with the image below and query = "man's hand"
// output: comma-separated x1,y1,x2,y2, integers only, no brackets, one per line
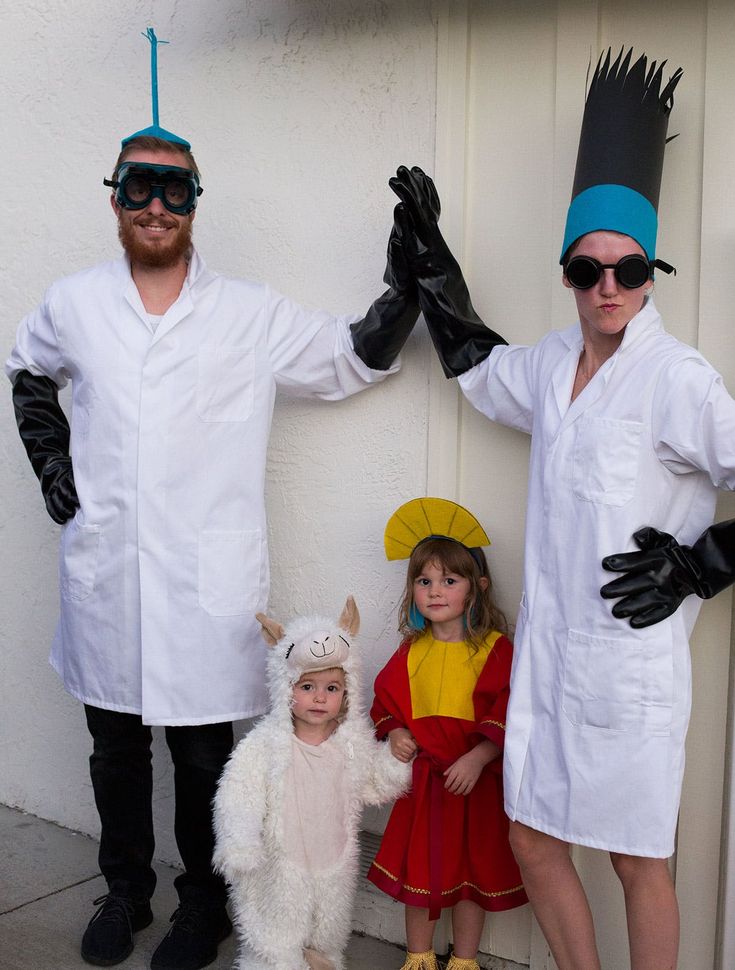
383,205,415,295
348,188,422,371
12,370,80,524
388,167,446,277
42,456,80,524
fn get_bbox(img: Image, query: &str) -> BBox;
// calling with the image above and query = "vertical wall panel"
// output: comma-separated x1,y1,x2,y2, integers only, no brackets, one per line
680,2,735,967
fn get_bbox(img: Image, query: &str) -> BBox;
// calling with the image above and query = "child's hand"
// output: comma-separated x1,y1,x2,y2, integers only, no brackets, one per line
443,740,500,795
388,727,418,763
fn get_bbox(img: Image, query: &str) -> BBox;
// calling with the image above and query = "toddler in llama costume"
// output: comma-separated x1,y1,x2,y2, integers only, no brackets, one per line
213,596,410,970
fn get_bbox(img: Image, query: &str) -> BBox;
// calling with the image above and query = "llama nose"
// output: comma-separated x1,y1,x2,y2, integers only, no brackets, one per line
311,637,334,659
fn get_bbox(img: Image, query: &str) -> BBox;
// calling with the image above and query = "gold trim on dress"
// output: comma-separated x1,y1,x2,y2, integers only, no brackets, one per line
370,861,523,899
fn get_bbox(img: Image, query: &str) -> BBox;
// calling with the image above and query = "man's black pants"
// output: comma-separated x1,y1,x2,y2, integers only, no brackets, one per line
84,705,233,903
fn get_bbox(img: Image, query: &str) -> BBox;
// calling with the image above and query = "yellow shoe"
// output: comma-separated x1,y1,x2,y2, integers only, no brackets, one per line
400,951,440,970
446,957,480,970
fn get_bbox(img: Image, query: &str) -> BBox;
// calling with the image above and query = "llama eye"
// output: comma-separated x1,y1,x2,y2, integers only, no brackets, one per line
285,643,294,659
339,636,349,649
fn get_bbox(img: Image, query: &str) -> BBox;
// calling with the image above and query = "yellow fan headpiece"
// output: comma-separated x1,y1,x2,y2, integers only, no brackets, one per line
384,497,490,561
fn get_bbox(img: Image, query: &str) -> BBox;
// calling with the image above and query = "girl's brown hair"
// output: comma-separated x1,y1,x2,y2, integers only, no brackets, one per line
397,537,508,650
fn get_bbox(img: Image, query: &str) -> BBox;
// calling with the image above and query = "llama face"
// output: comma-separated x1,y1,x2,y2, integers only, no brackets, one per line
285,628,351,677
256,596,360,682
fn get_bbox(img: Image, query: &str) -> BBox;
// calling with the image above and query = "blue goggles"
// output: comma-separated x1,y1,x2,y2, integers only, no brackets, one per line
104,162,203,215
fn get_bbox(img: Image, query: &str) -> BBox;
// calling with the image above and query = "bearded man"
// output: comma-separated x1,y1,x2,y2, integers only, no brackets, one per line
6,131,418,969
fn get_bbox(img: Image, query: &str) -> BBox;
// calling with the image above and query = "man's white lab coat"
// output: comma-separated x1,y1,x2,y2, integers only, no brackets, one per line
6,250,398,725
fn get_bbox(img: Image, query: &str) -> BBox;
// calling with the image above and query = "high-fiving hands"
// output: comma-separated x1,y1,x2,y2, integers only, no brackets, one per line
388,165,507,376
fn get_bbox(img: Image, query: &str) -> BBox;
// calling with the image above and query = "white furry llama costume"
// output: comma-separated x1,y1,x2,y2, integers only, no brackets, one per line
213,596,410,970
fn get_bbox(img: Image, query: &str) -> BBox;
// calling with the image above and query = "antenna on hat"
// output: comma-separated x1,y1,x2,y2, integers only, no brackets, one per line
146,27,167,131
120,27,192,150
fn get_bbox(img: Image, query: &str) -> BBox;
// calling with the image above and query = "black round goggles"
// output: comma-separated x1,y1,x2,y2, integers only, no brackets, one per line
104,162,203,215
564,254,676,290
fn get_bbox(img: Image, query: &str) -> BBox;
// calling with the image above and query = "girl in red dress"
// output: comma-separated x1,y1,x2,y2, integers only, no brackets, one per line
368,498,527,970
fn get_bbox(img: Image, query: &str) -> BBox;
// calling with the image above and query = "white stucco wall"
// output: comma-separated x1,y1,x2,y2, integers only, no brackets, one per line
0,0,438,865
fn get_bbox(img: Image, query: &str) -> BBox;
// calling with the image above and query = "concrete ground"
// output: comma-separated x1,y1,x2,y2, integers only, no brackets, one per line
0,803,408,970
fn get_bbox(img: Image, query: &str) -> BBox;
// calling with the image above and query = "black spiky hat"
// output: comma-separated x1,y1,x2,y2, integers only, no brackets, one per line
560,48,683,263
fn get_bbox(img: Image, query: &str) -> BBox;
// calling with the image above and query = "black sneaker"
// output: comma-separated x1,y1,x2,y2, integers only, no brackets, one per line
81,892,153,966
150,896,232,970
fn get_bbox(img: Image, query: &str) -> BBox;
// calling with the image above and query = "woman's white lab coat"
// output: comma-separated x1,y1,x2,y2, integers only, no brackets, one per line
459,299,735,856
6,251,398,726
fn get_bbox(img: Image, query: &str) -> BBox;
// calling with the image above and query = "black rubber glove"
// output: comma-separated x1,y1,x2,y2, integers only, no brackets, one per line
388,165,507,377
600,522,735,628
12,369,80,524
350,205,420,371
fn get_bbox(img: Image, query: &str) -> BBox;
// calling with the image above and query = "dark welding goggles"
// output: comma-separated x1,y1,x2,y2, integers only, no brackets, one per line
104,162,203,215
564,253,675,290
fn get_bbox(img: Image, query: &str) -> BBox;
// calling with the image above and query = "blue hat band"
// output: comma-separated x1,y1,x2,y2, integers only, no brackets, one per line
560,184,658,263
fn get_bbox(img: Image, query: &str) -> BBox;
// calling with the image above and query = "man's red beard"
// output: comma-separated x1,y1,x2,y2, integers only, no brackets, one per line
117,212,194,268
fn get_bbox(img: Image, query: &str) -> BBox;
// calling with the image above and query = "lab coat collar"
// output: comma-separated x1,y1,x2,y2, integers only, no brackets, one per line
558,294,662,354
616,295,663,354
554,296,662,424
120,247,207,339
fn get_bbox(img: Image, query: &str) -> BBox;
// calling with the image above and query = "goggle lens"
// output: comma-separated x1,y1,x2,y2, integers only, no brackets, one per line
616,256,651,289
123,175,154,205
565,254,651,290
163,180,190,207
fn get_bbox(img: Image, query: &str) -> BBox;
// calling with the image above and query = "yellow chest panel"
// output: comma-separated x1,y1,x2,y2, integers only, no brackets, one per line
408,632,501,721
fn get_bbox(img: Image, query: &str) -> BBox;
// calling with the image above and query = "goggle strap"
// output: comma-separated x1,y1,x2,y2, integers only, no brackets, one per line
103,178,118,189
652,258,676,276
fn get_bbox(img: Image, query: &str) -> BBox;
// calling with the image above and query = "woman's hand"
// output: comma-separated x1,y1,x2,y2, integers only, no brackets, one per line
388,727,418,763
444,740,500,795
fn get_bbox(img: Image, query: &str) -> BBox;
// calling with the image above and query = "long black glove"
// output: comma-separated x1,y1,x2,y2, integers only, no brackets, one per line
350,205,420,370
12,369,79,524
388,165,507,377
600,522,735,628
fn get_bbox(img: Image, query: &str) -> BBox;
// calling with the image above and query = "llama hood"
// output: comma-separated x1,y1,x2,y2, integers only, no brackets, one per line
264,609,365,736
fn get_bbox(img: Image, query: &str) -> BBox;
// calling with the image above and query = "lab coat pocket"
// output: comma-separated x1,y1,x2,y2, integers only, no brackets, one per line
199,529,262,616
562,627,672,736
572,417,642,507
197,346,254,422
60,519,101,602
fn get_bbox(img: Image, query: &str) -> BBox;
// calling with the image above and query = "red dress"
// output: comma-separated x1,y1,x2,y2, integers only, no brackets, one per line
368,631,527,916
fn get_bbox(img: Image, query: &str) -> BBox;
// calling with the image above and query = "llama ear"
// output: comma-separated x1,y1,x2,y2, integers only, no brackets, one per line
255,613,285,647
338,596,360,637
